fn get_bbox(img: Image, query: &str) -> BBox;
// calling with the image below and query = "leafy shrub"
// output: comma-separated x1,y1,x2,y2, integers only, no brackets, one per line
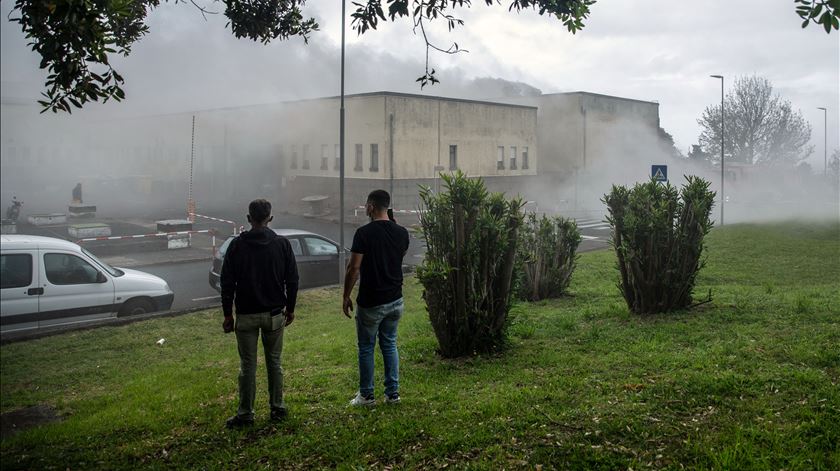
602,176,715,314
417,171,524,358
517,213,582,301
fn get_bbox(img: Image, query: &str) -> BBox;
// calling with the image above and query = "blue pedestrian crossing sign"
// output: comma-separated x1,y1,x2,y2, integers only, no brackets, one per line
651,165,668,182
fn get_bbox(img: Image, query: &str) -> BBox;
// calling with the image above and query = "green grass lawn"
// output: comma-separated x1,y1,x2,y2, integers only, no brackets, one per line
1,221,838,470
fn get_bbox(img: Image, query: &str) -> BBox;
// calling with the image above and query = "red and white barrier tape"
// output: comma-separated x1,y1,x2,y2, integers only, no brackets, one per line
353,207,427,217
190,213,240,235
76,229,215,244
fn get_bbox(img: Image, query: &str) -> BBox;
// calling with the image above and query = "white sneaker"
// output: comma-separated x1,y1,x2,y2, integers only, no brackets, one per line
349,392,375,407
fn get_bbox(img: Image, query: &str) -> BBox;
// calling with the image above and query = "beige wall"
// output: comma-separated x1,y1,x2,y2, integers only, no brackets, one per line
281,93,538,182
507,93,660,175
386,95,538,179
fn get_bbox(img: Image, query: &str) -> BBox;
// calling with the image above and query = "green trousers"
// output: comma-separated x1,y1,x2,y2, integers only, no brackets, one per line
235,312,286,420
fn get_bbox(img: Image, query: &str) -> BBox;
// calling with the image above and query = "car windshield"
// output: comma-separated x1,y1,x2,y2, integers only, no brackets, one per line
82,248,124,277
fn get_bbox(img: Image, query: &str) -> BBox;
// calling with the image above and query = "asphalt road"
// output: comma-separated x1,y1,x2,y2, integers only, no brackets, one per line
142,261,219,312
136,215,610,313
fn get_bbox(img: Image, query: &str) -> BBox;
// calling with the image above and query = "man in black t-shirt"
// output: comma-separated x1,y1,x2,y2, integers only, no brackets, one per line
342,190,410,406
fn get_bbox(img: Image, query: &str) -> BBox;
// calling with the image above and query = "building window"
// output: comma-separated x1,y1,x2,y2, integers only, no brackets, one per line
334,144,340,170
320,144,329,170
302,144,310,169
290,145,298,169
522,147,529,169
510,146,517,170
354,144,363,171
449,145,458,170
497,146,505,170
370,144,379,172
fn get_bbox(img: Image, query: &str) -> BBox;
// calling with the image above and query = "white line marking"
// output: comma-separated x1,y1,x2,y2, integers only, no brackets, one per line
581,235,599,240
577,222,609,228
192,295,221,302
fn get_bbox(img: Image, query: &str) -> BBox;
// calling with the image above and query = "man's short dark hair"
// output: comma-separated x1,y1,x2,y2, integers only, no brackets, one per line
367,190,390,211
249,199,272,223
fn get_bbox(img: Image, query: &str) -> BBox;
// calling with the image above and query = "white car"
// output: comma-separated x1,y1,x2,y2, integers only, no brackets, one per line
1,235,174,333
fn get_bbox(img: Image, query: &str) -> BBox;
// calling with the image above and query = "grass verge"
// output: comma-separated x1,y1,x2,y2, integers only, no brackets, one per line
1,221,838,469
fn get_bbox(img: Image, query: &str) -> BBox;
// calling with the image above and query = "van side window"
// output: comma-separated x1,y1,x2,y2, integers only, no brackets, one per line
0,254,33,289
44,253,100,285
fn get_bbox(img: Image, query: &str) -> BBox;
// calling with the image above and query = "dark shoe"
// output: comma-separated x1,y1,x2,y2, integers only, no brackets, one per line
225,415,254,429
385,393,401,404
270,408,288,423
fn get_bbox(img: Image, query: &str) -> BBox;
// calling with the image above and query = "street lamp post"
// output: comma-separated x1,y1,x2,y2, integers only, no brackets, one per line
818,107,827,176
710,74,724,226
339,0,346,283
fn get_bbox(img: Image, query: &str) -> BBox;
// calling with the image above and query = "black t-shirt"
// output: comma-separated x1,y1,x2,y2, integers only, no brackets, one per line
351,220,410,308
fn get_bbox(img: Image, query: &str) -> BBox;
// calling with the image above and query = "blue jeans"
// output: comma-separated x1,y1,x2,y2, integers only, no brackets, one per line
356,297,403,398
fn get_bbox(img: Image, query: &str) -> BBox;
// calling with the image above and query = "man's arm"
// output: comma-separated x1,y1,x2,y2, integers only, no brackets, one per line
219,241,237,332
283,241,300,326
342,252,363,318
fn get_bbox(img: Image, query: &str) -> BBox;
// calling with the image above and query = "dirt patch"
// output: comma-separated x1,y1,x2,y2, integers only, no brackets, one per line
1,405,63,439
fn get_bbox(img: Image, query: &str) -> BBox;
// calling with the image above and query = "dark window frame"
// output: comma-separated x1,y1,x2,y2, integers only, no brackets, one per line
43,252,100,285
522,147,529,169
320,144,329,170
449,144,458,171
497,146,505,170
0,253,33,289
354,144,363,171
302,144,310,170
370,144,379,172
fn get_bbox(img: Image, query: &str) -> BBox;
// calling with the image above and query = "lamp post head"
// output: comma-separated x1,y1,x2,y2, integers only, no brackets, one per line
710,74,723,79
817,107,827,111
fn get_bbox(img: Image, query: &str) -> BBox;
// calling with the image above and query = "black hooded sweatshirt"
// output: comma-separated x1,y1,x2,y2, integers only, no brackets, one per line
220,227,299,317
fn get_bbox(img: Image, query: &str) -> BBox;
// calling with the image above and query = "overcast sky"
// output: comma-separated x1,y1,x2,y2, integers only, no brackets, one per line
1,0,838,169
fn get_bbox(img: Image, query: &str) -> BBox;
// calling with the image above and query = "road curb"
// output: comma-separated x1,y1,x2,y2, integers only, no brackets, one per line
0,304,221,345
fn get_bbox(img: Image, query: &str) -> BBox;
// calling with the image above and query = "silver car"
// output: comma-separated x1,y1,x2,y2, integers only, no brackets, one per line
208,229,345,292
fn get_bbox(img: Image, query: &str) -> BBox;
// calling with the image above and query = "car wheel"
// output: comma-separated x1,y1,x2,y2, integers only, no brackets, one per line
119,298,155,317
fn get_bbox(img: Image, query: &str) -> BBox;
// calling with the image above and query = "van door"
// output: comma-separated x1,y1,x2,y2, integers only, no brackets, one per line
0,251,40,332
37,250,116,328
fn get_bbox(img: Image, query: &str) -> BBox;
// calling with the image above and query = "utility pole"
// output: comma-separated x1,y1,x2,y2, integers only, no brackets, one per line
710,75,724,226
339,0,346,283
818,107,827,175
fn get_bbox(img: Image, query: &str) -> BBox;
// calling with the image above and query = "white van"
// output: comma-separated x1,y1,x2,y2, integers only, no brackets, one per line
1,235,174,333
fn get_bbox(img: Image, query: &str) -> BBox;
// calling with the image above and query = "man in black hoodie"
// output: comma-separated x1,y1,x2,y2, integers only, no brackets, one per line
221,199,299,428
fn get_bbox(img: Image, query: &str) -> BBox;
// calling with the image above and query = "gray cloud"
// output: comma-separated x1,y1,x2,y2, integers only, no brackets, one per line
2,0,838,169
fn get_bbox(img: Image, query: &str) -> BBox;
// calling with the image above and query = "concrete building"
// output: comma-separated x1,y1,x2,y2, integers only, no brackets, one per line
277,92,538,213
500,92,665,213
2,90,667,219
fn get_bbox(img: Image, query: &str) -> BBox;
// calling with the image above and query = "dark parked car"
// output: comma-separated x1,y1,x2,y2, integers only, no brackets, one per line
208,228,346,292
